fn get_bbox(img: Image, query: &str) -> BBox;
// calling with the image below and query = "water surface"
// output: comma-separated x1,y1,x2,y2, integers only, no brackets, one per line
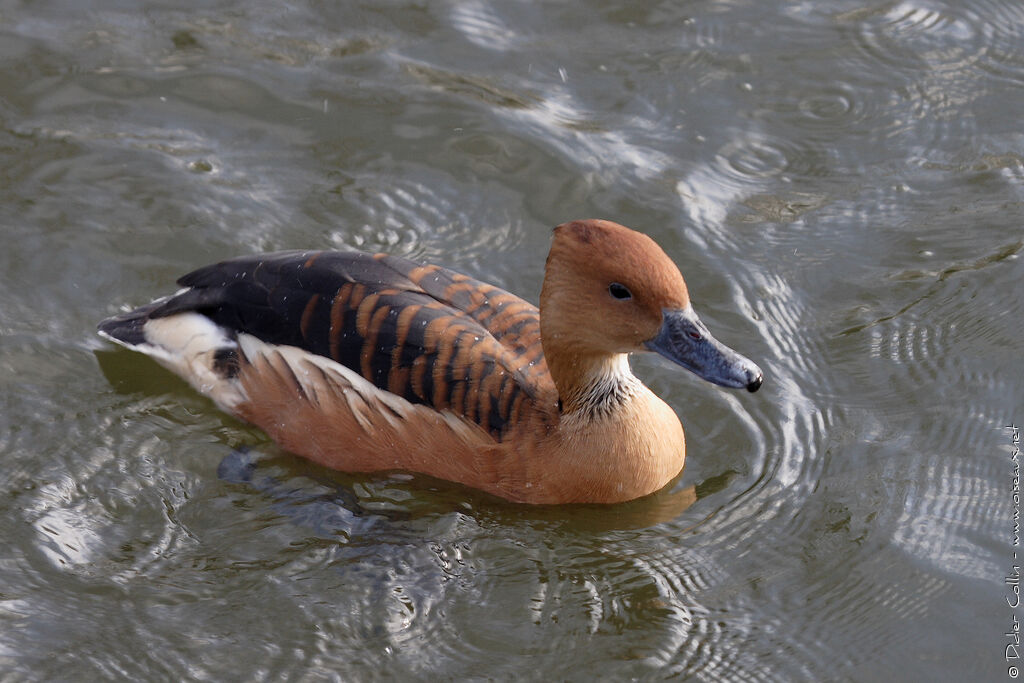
1,1,1022,680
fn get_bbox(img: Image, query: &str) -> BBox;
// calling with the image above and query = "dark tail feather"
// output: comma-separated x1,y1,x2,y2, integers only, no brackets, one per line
97,299,168,347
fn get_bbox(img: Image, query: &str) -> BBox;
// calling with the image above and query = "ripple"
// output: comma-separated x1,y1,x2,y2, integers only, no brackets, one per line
400,54,676,191
650,259,832,547
970,0,1024,84
841,238,1023,338
313,164,527,268
445,539,757,679
677,131,831,229
598,540,839,679
613,10,729,78
618,550,735,676
892,446,1005,579
720,137,790,179
503,89,675,189
450,1,522,52
833,0,1024,146
797,85,858,125
841,2,984,74
174,454,839,679
720,132,832,184
817,235,1021,598
828,240,1023,422
834,1,1017,149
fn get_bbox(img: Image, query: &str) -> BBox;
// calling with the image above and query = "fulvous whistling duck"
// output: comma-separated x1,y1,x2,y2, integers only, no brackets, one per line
98,219,763,504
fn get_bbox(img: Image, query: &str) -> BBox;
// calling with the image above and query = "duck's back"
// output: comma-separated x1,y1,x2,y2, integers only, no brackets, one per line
99,250,554,438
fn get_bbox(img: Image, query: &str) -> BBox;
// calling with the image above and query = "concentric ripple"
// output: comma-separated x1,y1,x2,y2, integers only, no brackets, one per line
832,1,1024,151
841,2,986,74
313,164,527,274
970,0,1024,84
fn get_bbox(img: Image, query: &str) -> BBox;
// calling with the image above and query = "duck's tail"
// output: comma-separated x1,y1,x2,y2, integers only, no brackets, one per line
98,301,247,412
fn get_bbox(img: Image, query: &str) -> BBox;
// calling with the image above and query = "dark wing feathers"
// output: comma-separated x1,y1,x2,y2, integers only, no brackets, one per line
388,255,544,361
98,298,172,346
147,250,549,436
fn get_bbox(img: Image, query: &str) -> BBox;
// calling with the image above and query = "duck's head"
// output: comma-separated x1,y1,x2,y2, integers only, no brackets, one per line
539,219,763,393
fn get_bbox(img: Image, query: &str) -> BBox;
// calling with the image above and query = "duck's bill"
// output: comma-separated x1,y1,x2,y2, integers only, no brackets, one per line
644,306,763,392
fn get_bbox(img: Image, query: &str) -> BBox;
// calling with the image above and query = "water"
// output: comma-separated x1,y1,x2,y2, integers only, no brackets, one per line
1,1,1021,680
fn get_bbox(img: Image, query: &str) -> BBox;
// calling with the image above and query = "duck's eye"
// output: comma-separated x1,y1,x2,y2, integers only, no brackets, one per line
608,282,632,300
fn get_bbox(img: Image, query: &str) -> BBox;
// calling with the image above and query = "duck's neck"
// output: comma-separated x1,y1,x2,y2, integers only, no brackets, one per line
545,347,642,420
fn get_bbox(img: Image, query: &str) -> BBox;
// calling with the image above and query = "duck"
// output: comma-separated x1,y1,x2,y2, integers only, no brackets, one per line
98,219,763,504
